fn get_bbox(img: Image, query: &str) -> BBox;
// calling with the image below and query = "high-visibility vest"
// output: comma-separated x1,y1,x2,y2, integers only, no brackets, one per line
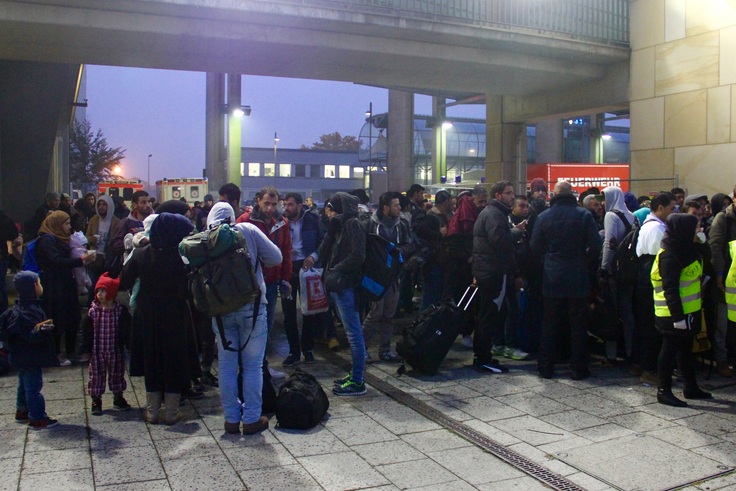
651,249,702,318
724,240,736,321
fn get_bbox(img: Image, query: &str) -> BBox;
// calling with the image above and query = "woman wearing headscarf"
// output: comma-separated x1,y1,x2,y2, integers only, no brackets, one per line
601,186,638,367
120,213,194,424
652,213,711,406
35,211,94,365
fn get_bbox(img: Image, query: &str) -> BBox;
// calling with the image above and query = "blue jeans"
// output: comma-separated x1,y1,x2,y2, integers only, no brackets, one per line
17,368,45,420
331,288,366,383
213,303,268,425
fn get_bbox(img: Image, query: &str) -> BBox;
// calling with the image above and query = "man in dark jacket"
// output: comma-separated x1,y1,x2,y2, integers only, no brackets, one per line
530,181,602,380
108,191,152,276
281,192,325,366
471,181,526,373
362,191,414,362
23,192,60,242
317,192,367,396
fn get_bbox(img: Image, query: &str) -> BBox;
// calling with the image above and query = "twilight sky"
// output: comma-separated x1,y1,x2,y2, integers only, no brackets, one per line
85,65,484,184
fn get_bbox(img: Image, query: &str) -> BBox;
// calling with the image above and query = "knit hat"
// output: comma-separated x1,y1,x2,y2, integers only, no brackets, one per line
95,272,120,299
13,271,39,301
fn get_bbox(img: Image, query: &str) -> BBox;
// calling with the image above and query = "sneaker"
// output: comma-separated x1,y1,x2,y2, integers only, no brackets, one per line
303,351,315,364
15,410,29,423
379,351,401,363
113,394,131,411
242,415,269,435
29,417,59,430
333,373,351,386
201,372,219,387
224,421,240,434
268,367,286,379
461,335,474,349
332,379,366,396
58,357,71,367
282,354,301,367
491,345,506,357
327,337,340,351
504,347,529,361
473,358,509,374
91,397,103,416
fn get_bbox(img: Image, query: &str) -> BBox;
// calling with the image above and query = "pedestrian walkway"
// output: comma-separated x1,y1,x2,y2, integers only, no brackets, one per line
2,332,736,490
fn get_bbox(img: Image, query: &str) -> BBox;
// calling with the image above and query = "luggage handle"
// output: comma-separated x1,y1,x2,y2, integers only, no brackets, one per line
457,285,478,311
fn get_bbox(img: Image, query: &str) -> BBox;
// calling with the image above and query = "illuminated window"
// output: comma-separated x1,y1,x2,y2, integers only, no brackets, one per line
339,165,350,179
354,167,364,179
264,163,275,177
324,165,336,178
248,163,260,177
279,164,291,177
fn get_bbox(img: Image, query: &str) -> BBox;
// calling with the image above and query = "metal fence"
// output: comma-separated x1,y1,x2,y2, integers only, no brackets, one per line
302,0,629,46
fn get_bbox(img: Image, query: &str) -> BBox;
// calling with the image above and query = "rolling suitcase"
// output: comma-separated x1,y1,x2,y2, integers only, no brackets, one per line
396,286,477,375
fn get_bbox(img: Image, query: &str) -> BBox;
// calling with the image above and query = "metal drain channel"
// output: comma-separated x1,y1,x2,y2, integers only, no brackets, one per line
322,351,586,491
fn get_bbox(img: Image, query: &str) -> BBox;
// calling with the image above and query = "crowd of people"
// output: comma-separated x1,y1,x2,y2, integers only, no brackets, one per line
1,178,735,433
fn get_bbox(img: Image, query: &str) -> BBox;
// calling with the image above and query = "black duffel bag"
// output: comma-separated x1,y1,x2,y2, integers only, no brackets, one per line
276,368,329,430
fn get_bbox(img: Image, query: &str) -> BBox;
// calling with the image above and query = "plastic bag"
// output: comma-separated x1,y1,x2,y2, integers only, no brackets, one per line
300,267,329,315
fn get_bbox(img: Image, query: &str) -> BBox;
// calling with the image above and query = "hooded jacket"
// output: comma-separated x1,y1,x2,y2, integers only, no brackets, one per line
369,208,413,259
709,203,736,277
601,186,636,273
317,193,366,290
85,194,120,253
238,205,292,285
206,203,283,304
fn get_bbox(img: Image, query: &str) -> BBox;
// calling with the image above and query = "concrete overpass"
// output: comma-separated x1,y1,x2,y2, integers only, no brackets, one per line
0,0,630,218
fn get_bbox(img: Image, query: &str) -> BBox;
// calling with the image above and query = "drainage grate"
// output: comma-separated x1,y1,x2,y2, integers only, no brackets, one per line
323,351,587,491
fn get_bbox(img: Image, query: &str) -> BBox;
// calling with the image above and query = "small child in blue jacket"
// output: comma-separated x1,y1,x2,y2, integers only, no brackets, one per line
0,271,59,429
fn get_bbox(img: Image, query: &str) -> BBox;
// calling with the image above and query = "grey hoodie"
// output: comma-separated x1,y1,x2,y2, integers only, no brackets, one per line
207,202,283,304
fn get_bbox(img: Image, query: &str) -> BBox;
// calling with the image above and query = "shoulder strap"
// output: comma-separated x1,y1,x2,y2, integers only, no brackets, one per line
611,210,632,236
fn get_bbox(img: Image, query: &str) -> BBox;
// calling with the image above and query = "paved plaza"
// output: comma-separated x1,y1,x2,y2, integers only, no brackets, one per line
2,322,736,490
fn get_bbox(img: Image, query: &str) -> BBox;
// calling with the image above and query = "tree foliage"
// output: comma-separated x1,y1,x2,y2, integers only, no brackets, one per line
69,119,126,186
301,132,361,151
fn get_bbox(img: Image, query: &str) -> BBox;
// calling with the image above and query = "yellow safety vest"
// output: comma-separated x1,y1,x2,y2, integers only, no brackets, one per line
651,249,702,318
724,240,736,321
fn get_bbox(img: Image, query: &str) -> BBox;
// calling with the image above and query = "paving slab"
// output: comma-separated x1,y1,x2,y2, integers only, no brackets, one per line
298,451,391,491
354,439,426,466
376,457,459,489
96,480,173,491
426,445,525,485
91,442,165,486
399,429,473,453
487,415,574,446
272,425,351,457
224,441,297,471
238,463,322,491
0,457,21,491
448,395,525,422
558,433,728,490
163,454,245,491
22,446,91,474
322,414,399,445
18,467,94,491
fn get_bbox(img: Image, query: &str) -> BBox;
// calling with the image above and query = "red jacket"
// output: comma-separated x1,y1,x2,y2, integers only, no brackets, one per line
237,207,292,284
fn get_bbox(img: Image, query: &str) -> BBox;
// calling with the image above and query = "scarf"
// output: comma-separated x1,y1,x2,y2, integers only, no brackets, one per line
38,211,71,243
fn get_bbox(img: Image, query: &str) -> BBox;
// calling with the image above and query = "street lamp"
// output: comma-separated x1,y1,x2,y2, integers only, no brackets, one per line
147,154,153,189
274,132,279,163
365,102,372,191
113,165,122,176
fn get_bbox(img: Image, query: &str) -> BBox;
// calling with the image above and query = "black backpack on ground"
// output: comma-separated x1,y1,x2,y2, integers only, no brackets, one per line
396,286,477,375
611,210,640,286
275,368,329,430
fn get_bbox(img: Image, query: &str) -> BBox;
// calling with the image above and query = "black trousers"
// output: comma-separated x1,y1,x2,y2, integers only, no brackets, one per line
658,333,697,391
634,283,662,372
538,296,589,373
282,260,320,357
473,275,506,361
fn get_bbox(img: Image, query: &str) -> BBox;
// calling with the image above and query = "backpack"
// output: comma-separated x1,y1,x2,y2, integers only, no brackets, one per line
611,210,640,285
359,220,404,301
275,368,329,430
21,238,41,274
179,224,260,317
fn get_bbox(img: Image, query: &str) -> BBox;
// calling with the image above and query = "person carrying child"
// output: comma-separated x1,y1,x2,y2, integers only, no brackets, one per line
0,271,59,429
81,272,132,415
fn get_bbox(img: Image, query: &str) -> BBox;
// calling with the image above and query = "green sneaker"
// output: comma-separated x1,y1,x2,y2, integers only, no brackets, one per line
504,347,529,361
491,345,506,357
332,379,366,396
333,373,351,386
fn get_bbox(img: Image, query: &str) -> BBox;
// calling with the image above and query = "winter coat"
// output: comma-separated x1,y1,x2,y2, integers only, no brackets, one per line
530,193,602,298
293,207,323,259
709,203,736,276
0,300,57,369
79,302,132,355
472,199,522,280
238,206,292,285
318,193,366,292
35,233,83,335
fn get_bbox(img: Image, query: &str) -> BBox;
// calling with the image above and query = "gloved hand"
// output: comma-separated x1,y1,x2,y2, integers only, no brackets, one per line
673,314,693,331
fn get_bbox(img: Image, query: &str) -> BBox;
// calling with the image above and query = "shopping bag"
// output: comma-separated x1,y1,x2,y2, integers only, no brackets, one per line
300,267,329,315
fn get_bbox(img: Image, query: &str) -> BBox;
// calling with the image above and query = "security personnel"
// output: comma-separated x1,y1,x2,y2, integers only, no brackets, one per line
723,240,736,320
651,213,711,407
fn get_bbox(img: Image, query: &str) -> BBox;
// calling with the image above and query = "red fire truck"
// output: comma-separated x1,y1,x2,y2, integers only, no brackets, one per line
527,163,630,194
156,178,208,206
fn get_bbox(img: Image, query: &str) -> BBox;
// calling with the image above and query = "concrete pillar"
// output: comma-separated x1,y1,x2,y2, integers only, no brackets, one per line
534,119,563,163
387,89,414,192
205,73,225,190
486,95,526,191
432,97,446,184
226,74,242,186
